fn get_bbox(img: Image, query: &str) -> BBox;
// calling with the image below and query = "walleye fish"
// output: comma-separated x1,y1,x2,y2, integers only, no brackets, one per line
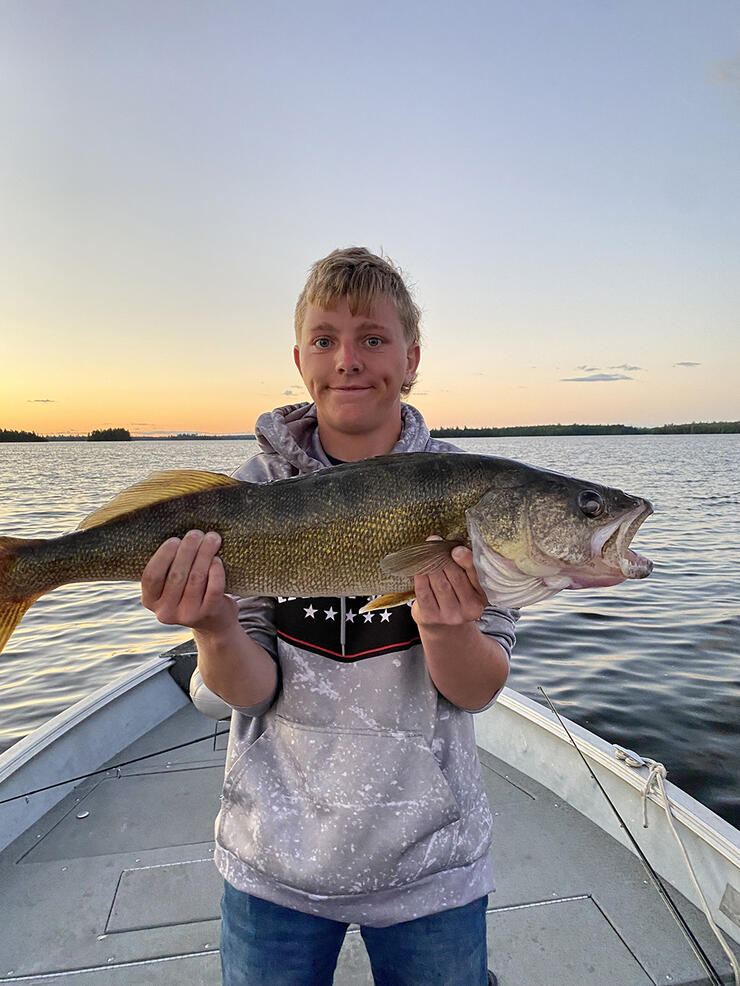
0,452,653,655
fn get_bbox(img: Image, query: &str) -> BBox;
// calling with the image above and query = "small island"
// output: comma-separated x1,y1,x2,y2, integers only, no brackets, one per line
87,428,131,442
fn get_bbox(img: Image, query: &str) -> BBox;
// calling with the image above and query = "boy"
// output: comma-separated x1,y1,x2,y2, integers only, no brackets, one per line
141,248,517,985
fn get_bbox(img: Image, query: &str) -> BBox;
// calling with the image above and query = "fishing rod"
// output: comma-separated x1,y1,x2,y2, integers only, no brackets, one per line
0,727,230,806
538,686,725,986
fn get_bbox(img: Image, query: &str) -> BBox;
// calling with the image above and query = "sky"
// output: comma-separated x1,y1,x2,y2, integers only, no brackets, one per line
1,0,738,435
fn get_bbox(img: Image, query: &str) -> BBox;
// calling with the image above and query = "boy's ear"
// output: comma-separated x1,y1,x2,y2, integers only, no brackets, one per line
293,345,303,377
405,343,421,383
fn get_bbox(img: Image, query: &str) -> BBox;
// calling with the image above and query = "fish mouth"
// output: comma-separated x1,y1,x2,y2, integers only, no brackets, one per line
593,499,654,580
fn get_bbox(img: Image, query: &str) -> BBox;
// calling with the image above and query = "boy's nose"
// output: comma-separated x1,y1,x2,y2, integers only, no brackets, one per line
336,342,363,373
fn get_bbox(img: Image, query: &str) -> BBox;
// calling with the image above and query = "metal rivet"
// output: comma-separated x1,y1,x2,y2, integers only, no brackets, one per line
76,810,90,819
61,866,67,872
107,957,114,963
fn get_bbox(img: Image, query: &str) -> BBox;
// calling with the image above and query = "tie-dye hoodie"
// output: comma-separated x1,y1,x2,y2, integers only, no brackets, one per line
213,402,518,927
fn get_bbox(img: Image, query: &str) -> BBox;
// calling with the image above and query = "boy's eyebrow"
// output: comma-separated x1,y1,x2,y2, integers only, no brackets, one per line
308,320,390,334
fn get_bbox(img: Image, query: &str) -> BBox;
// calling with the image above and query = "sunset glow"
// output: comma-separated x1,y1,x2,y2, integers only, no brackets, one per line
2,2,738,436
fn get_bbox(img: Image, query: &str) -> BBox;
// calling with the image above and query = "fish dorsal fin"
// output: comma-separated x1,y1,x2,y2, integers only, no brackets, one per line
380,539,463,578
77,470,241,530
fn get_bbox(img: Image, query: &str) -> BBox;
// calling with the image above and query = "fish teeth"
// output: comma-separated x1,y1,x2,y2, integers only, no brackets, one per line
619,554,653,579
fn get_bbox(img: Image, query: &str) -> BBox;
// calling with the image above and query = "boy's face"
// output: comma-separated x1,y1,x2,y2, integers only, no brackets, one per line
294,296,420,450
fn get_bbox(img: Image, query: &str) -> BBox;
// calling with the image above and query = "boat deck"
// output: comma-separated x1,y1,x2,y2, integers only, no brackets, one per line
1,700,737,985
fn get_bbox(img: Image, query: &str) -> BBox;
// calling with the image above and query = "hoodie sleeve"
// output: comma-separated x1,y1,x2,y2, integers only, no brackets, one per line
466,605,519,713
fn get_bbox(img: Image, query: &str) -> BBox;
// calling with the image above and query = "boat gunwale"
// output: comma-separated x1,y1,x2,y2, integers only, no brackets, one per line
494,686,740,869
0,655,175,784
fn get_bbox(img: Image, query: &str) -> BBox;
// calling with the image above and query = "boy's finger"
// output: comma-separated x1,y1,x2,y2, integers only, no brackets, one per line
158,530,207,603
141,537,181,604
203,555,227,603
179,532,222,608
412,574,441,622
451,545,487,602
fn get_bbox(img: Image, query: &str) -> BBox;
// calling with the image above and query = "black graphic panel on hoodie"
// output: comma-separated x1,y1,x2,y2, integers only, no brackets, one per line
274,596,420,662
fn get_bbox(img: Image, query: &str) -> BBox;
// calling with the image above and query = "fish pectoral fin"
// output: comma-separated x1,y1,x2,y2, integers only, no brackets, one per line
359,591,416,613
77,470,242,530
379,539,462,578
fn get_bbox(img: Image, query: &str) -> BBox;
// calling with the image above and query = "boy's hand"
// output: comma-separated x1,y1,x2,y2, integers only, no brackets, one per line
141,530,238,635
411,537,488,628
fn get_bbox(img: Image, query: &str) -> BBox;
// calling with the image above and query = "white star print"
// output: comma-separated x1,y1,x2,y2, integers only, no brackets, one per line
363,611,374,623
304,604,317,618
324,606,337,620
380,610,391,622
345,610,356,623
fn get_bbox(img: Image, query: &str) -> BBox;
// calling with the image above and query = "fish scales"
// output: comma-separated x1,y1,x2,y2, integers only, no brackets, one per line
0,452,654,655
217,454,495,597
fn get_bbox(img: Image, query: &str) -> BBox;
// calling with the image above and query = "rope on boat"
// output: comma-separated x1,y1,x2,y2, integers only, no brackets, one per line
538,686,726,986
0,727,230,806
633,755,740,986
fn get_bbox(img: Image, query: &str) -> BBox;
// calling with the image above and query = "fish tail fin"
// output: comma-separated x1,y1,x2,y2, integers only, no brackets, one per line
0,536,45,655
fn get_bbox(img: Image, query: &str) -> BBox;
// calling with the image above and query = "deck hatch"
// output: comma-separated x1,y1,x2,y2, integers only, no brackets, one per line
485,896,653,985
20,765,223,862
106,858,223,933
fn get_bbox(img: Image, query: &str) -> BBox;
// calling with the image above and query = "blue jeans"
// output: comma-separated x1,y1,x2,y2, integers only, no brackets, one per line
220,881,490,986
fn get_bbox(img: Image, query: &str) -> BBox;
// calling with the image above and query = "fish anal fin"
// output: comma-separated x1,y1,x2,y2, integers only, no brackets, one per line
77,470,242,530
380,539,463,578
359,591,416,614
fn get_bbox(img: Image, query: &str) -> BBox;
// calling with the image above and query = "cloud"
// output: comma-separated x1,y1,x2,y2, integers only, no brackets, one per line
576,365,601,372
674,361,701,368
609,364,643,372
561,373,633,382
27,398,56,403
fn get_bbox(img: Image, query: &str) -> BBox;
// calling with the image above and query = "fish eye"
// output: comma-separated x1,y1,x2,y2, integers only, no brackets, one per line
578,490,604,518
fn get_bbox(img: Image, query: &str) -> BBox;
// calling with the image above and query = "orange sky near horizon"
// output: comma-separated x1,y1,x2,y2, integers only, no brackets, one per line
2,2,738,438
2,329,734,437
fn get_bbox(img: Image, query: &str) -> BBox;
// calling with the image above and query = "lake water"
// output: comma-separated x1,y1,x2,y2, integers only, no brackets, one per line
0,436,738,827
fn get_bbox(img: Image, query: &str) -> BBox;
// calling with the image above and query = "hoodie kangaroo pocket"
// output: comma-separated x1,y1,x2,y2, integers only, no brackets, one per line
217,715,462,896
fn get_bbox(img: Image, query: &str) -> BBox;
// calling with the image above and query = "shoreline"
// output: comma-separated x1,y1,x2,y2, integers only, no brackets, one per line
2,421,739,443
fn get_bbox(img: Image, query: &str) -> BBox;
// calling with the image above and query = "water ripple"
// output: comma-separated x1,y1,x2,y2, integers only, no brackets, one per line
0,435,738,827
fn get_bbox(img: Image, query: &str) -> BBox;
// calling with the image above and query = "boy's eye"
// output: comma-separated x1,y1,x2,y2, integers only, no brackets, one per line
313,337,332,349
366,336,383,348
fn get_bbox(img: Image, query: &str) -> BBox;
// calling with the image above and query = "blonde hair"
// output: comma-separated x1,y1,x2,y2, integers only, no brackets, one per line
295,247,422,395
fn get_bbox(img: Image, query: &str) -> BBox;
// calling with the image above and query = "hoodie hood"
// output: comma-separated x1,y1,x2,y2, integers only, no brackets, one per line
253,402,434,473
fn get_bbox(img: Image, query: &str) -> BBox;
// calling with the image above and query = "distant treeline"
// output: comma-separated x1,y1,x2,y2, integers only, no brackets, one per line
3,422,738,443
430,421,740,437
134,433,256,441
0,428,46,443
